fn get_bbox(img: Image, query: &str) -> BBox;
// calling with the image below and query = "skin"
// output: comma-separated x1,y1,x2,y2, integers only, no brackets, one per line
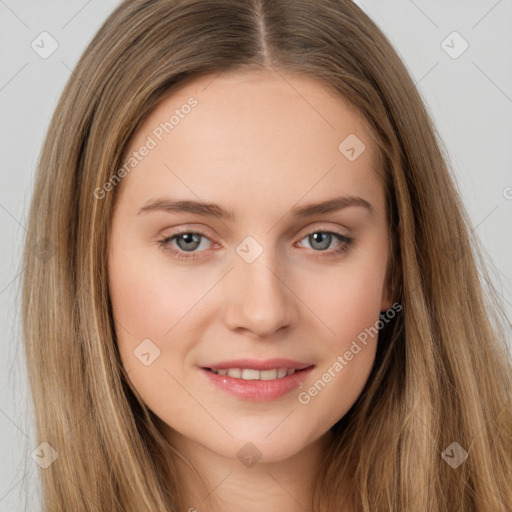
108,68,392,512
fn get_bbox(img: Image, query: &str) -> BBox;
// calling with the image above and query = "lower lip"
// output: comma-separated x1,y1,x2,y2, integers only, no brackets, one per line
200,366,314,401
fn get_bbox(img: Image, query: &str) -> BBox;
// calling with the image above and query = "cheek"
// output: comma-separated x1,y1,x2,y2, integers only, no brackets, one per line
290,256,386,423
109,243,211,348
108,256,192,420
301,252,387,345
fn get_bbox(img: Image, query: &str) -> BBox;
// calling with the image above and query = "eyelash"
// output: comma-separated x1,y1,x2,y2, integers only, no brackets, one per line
158,228,355,261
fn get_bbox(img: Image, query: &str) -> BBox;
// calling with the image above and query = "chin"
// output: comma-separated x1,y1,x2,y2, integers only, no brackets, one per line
206,426,320,465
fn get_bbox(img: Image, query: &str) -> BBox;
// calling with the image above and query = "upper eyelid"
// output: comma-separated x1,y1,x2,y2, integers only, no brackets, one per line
163,222,350,240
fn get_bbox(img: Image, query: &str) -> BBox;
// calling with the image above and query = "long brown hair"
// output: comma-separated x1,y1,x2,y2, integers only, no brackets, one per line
21,0,512,510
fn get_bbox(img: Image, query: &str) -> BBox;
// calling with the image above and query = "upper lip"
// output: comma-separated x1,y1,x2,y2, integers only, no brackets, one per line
202,358,314,371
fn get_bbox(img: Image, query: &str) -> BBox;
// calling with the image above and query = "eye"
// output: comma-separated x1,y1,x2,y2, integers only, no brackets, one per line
158,228,355,261
297,230,354,259
158,231,213,260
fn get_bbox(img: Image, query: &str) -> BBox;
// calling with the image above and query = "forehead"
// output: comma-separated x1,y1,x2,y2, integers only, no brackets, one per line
117,69,384,217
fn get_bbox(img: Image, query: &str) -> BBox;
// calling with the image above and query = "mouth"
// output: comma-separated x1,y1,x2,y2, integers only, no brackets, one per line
199,359,315,401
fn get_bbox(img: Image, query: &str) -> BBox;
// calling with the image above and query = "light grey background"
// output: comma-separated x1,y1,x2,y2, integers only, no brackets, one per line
1,1,511,509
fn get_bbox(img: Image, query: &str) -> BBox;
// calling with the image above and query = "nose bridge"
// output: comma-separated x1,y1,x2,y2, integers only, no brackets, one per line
224,235,296,337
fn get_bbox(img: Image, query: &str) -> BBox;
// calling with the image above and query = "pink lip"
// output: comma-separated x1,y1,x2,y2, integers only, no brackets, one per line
199,361,315,401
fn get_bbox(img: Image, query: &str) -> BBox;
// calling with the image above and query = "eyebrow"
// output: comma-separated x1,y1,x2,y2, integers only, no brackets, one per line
137,195,374,220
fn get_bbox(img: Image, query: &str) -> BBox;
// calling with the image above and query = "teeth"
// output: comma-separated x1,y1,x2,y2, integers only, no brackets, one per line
241,369,260,380
210,367,299,380
260,369,278,380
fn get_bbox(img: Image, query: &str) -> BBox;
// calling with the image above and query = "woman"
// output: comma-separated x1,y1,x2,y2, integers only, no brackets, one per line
21,0,512,510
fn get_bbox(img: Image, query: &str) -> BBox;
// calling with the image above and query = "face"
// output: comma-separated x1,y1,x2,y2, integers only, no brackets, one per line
108,69,392,464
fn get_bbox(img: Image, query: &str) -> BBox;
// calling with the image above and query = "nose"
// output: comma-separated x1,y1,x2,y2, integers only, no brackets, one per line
223,249,298,338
